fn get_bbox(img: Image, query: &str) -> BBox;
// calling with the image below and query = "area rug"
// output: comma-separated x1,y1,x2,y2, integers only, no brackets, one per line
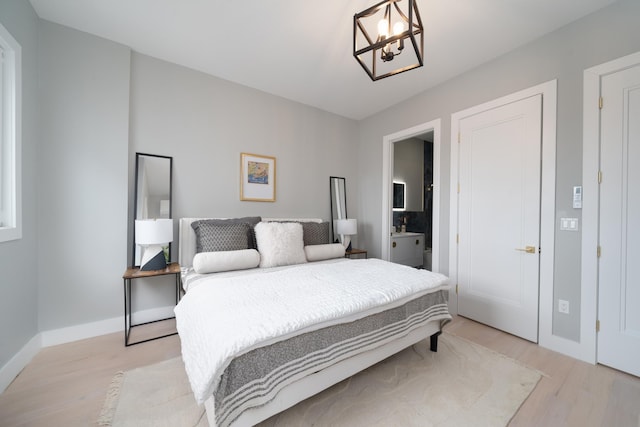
98,333,540,427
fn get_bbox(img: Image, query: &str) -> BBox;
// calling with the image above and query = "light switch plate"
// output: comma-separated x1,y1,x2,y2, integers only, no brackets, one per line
560,218,579,231
559,299,570,314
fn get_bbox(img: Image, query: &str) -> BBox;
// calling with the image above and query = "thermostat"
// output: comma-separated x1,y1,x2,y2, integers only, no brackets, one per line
573,186,582,209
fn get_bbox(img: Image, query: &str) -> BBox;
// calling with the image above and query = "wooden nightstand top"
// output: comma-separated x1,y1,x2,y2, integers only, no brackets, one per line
346,248,367,255
123,262,181,279
345,248,367,258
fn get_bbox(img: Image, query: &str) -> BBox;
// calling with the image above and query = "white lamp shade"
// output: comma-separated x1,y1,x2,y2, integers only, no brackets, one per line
135,219,173,246
336,218,357,236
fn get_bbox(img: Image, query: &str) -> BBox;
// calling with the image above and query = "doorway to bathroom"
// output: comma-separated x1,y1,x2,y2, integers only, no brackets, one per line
392,135,433,269
381,119,441,272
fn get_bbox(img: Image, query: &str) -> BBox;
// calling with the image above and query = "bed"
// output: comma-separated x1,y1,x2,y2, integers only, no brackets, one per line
175,217,451,427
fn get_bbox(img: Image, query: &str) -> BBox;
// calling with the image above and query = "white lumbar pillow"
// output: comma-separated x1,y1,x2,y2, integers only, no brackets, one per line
192,249,260,274
255,221,307,268
304,243,346,262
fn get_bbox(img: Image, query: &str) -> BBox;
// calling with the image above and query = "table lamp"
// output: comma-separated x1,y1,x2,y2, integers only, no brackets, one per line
135,218,173,271
335,218,357,252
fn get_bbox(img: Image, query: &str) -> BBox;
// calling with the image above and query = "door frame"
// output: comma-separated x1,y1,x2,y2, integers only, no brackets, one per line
449,80,557,339
381,119,441,272
582,51,640,365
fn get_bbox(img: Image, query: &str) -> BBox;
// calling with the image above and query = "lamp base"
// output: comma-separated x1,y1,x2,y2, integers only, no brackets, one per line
342,235,352,252
140,245,167,271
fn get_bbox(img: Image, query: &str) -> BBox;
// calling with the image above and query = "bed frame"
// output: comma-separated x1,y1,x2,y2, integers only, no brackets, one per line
178,218,445,427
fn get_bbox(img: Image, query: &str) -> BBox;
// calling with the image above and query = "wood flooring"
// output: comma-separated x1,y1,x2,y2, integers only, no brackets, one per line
0,316,638,426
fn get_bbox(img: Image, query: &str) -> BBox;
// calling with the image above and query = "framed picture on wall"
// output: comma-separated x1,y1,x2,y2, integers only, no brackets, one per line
240,153,276,202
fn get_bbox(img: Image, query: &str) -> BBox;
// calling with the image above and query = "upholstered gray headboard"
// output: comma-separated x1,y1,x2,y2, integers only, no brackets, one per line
178,217,323,268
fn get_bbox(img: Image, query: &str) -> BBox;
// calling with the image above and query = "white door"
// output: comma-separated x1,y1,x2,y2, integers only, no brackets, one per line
597,64,640,376
457,95,542,342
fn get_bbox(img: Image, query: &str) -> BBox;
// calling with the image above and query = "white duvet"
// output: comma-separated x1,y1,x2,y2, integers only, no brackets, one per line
174,258,449,404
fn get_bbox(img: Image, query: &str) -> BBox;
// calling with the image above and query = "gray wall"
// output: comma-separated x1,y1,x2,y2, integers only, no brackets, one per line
355,0,640,341
126,52,359,310
37,21,130,330
129,53,358,223
0,0,39,368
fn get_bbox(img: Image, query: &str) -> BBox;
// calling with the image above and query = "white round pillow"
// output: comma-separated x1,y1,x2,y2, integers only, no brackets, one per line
304,243,346,262
192,249,260,274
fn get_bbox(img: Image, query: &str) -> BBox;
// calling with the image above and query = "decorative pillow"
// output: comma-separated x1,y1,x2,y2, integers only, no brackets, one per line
191,222,251,253
192,249,260,274
302,222,330,246
304,243,345,262
191,217,261,252
255,222,307,268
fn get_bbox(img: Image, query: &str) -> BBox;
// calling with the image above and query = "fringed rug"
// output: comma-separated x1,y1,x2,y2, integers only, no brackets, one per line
98,333,540,427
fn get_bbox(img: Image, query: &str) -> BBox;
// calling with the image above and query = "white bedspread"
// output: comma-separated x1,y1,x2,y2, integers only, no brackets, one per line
174,258,449,404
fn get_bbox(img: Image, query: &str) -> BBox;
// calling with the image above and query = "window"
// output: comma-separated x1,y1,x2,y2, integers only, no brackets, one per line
0,23,21,242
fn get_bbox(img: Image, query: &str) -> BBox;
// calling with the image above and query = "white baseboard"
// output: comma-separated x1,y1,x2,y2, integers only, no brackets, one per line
130,305,176,328
0,334,41,393
539,333,595,364
41,305,176,347
0,305,176,393
40,315,123,347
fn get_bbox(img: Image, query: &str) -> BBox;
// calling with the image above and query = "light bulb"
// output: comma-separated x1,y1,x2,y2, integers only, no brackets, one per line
393,21,405,36
377,19,389,37
393,21,405,51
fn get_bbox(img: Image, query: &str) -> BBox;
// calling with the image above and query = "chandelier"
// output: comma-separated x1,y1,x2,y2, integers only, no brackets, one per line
353,0,424,81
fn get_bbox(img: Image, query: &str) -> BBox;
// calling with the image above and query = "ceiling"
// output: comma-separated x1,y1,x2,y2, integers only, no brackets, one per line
29,0,617,120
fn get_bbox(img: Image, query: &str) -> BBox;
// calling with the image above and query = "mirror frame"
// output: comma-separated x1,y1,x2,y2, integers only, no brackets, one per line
329,176,347,243
132,153,173,267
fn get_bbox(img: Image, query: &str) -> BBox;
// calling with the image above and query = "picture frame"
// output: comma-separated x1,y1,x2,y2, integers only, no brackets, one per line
240,153,276,202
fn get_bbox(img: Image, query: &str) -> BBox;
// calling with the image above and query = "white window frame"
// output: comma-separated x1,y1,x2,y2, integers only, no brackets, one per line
0,23,21,243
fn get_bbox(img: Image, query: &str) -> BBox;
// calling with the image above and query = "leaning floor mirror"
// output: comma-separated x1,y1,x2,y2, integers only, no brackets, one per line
132,153,173,267
329,176,347,243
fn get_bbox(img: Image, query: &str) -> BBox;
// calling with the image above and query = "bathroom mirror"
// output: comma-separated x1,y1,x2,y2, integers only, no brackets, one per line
393,181,406,211
329,176,347,243
132,153,173,267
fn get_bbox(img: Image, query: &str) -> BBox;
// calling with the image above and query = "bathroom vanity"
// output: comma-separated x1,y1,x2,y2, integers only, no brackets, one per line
390,232,424,268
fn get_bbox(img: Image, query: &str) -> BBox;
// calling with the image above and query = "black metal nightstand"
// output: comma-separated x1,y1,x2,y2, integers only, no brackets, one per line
122,262,182,346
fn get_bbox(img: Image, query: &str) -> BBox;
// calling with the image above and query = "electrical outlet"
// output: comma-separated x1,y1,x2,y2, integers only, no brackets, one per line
558,299,570,314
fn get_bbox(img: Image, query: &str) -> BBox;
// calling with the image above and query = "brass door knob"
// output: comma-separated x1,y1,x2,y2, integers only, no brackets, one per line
392,241,397,248
515,246,536,254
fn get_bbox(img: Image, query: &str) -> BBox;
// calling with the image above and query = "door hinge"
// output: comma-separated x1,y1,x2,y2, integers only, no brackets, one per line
596,319,600,332
599,97,603,109
456,284,459,294
597,246,601,258
598,170,602,183
458,132,461,143
456,234,459,244
457,182,460,193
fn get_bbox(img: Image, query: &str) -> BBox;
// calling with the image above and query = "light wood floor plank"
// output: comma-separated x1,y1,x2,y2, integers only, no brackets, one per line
0,315,638,426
